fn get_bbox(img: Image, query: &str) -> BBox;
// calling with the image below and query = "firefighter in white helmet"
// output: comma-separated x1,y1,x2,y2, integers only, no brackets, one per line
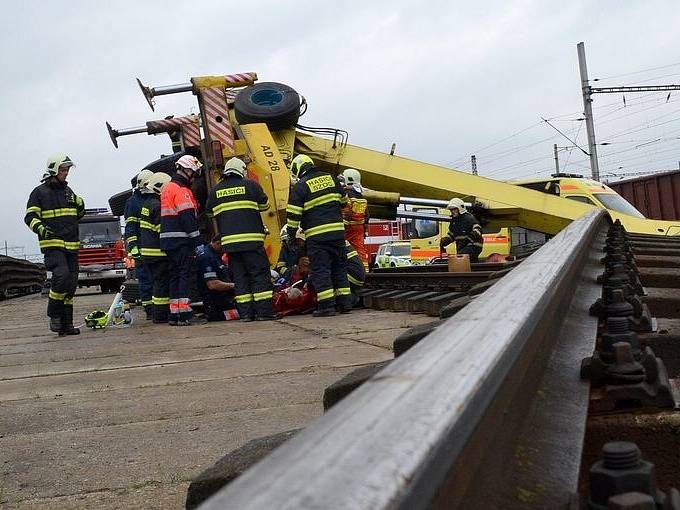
123,168,155,318
25,153,85,335
206,157,280,321
440,198,484,263
339,168,369,269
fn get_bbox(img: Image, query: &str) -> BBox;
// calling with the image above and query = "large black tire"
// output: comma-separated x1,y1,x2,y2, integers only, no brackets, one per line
235,82,301,131
109,189,133,217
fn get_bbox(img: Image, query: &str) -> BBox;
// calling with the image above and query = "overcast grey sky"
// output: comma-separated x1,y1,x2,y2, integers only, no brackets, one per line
2,0,679,258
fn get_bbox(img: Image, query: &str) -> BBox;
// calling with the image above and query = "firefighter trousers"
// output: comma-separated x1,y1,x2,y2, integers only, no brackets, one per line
457,244,482,263
166,245,193,321
44,249,79,320
228,247,274,319
136,260,153,313
146,258,170,322
345,224,368,268
307,239,351,310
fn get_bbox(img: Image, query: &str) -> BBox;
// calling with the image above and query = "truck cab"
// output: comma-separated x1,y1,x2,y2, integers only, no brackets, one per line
78,208,126,293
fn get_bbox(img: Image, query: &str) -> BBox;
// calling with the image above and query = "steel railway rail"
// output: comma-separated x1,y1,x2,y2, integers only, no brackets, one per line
200,211,615,509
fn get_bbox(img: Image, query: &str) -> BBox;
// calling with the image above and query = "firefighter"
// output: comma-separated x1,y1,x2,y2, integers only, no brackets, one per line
340,169,369,269
345,240,366,306
275,227,306,282
140,172,171,323
24,154,85,335
123,169,154,319
206,157,279,321
286,154,351,317
195,235,238,321
160,155,204,326
440,198,484,263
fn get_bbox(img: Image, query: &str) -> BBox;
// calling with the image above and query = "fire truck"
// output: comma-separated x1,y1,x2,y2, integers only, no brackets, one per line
77,208,126,293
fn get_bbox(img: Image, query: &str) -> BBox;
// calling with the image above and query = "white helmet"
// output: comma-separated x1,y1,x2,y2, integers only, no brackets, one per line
148,172,171,194
446,198,467,213
223,157,247,177
136,169,154,189
175,155,203,174
46,153,74,176
342,168,361,186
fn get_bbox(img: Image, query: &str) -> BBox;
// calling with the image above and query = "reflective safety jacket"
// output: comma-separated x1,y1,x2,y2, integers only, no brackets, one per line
123,189,144,253
139,194,166,260
160,174,201,251
24,177,85,253
342,186,369,226
206,174,270,252
345,241,366,287
286,166,348,242
442,212,484,251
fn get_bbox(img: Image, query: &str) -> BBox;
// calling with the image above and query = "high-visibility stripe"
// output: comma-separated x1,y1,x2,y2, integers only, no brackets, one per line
63,297,74,305
203,271,217,278
335,287,351,296
286,219,301,228
220,232,266,245
153,296,170,305
212,200,259,215
317,288,335,301
126,235,138,242
347,274,364,286
39,239,80,250
176,201,196,212
252,290,273,301
235,293,253,303
286,204,303,215
258,201,270,211
49,289,66,301
304,222,345,238
29,218,41,231
126,216,139,224
347,249,358,259
159,230,200,238
142,299,153,306
140,248,166,257
161,207,177,216
41,208,78,218
303,193,341,211
26,206,42,216
139,220,161,232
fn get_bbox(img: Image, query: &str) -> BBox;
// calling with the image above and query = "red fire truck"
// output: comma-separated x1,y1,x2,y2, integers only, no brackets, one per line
365,220,403,267
77,208,126,293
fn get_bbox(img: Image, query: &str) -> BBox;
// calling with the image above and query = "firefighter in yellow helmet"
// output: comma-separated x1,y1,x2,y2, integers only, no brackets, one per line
440,198,484,262
287,154,351,316
24,153,85,335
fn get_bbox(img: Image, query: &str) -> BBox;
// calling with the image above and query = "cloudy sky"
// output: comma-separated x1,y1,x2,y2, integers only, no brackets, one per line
2,0,679,258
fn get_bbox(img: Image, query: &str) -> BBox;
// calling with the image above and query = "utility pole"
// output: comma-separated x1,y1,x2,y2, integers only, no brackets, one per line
553,144,560,173
471,155,478,176
577,42,680,182
577,42,600,181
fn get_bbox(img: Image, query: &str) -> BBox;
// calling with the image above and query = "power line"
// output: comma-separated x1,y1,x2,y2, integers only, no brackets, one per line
593,61,680,81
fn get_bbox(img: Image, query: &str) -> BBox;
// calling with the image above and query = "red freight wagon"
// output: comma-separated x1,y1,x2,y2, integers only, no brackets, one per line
608,170,680,221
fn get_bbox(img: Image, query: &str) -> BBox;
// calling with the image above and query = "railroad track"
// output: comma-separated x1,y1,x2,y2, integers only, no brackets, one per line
199,211,680,510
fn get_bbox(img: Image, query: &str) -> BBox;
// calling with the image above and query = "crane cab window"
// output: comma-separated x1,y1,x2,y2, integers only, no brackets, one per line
565,195,596,206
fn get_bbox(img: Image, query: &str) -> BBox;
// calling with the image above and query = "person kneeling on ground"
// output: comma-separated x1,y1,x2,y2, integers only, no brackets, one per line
195,236,239,321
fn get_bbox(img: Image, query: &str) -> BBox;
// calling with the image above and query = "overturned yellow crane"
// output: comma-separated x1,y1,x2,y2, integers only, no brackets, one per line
107,73,680,264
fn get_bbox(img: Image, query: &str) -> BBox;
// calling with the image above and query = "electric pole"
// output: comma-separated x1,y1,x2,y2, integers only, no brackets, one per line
577,42,680,182
471,155,478,176
553,144,560,173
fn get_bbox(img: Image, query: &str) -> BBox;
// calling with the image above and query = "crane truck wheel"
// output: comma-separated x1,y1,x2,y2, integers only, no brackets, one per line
235,82,301,131
109,189,133,217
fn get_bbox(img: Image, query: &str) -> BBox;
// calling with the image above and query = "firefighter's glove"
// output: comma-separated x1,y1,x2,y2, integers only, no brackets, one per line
129,246,141,259
38,225,54,239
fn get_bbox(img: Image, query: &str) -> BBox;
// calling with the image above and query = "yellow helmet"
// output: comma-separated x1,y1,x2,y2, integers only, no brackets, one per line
46,153,74,176
290,154,313,178
446,198,467,213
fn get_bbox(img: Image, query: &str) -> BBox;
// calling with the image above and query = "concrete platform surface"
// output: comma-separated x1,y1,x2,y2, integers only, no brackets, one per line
0,291,430,509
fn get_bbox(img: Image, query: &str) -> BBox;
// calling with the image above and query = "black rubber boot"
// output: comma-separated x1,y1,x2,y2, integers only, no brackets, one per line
60,308,80,336
313,303,337,317
144,305,153,320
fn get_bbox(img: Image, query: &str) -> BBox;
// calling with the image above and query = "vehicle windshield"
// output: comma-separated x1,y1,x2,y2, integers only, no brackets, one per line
593,193,645,218
389,244,411,257
79,221,121,244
